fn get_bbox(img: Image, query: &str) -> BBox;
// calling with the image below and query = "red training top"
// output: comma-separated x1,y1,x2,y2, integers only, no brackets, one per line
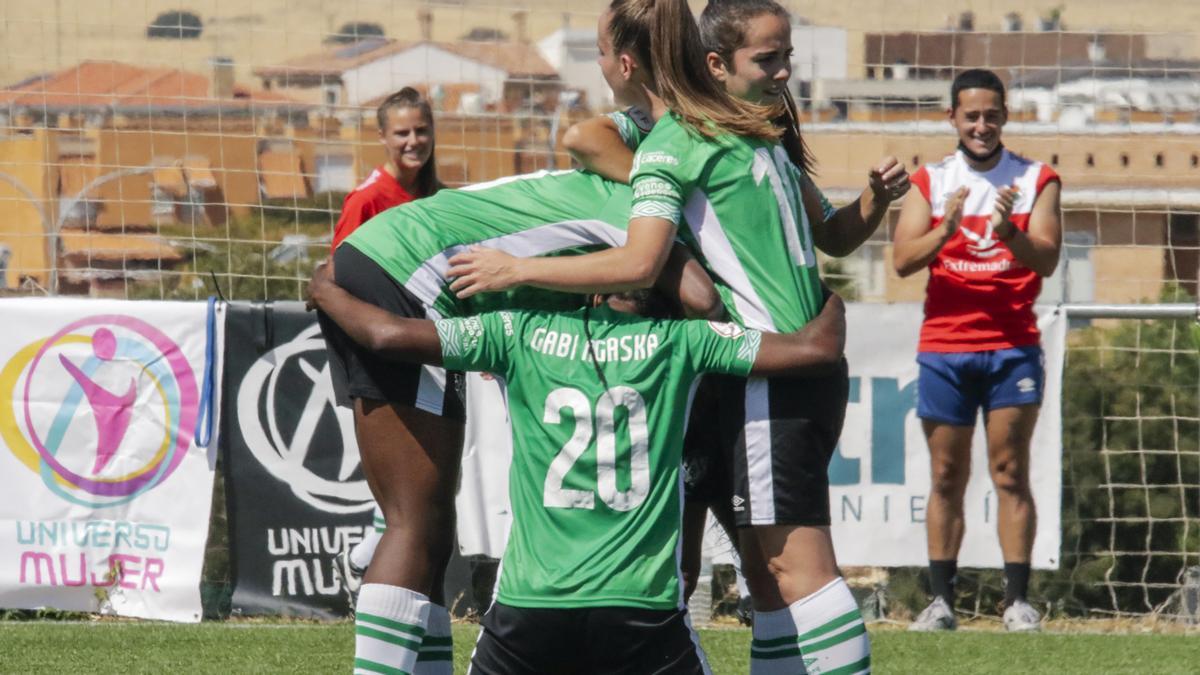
910,148,1060,353
331,166,416,249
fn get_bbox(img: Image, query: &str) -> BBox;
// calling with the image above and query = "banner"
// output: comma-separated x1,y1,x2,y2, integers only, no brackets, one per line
222,302,373,618
457,372,513,559
0,298,218,622
829,304,1064,569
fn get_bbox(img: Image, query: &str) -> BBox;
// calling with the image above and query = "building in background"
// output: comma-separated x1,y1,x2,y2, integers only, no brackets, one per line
253,33,561,115
537,24,609,110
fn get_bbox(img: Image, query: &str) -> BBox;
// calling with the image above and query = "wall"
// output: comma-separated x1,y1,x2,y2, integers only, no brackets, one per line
345,46,508,108
0,130,54,286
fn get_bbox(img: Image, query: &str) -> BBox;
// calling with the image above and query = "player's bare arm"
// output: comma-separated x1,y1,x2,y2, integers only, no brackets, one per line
562,116,635,183
446,217,676,297
306,261,444,366
893,186,969,277
750,291,846,377
991,180,1062,277
810,156,911,257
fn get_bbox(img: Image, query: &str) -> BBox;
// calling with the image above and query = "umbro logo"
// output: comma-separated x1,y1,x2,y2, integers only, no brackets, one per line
732,495,745,512
1017,377,1037,393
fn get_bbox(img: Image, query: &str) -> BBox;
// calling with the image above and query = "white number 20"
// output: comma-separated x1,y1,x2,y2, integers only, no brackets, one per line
542,386,650,512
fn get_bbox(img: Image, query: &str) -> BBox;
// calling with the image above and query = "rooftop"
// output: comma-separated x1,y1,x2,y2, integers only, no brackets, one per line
0,60,305,113
253,39,558,80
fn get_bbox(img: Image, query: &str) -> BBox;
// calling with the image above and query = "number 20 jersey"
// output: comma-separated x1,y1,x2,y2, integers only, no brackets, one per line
436,306,760,609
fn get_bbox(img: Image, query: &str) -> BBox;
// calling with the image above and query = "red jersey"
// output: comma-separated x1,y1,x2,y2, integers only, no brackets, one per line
911,149,1060,352
331,166,416,248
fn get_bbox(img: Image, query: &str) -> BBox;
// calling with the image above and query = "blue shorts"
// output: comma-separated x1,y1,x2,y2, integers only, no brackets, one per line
916,346,1044,426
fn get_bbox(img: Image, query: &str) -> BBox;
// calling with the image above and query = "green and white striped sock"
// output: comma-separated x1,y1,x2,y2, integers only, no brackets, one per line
415,604,453,674
750,577,871,675
354,583,430,675
350,505,387,571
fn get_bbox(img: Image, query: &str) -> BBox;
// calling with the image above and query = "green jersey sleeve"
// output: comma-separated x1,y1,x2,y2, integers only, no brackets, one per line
436,311,518,375
629,116,715,226
604,108,655,151
681,320,761,376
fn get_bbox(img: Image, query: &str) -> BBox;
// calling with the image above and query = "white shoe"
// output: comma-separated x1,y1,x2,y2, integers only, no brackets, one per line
1003,600,1041,632
338,547,364,602
908,596,957,632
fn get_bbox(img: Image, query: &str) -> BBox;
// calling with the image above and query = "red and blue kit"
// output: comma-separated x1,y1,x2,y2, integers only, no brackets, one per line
911,149,1060,353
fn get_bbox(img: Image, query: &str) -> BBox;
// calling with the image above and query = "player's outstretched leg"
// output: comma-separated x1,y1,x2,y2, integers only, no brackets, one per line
352,398,463,674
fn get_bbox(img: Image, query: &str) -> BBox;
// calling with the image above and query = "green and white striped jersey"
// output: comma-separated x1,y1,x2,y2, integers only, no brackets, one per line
630,114,825,333
344,169,633,318
437,307,761,609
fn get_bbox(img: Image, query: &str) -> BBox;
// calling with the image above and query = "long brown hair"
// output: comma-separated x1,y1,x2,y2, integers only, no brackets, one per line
699,0,813,174
607,0,781,141
376,87,442,197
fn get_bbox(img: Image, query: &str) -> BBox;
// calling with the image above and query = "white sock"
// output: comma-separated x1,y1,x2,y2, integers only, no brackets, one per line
350,505,386,572
415,604,453,674
750,577,871,675
355,583,430,674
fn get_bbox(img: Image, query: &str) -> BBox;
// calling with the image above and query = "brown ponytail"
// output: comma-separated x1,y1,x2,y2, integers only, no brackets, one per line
608,0,782,141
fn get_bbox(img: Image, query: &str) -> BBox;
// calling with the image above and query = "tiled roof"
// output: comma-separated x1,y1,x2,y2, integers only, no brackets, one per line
60,231,184,264
254,39,558,79
0,60,306,111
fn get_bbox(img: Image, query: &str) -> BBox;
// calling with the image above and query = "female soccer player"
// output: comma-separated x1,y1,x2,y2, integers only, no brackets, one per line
320,137,725,673
445,1,873,671
333,87,442,248
309,260,846,674
329,87,443,606
560,0,911,626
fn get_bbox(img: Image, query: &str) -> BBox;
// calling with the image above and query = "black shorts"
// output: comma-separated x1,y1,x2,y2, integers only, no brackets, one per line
682,359,850,528
469,602,708,675
318,244,465,420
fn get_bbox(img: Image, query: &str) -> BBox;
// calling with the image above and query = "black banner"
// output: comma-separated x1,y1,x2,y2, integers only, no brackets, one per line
221,302,373,618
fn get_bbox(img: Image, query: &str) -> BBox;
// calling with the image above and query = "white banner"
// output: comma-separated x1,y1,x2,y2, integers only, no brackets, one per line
830,303,1064,569
0,299,219,622
457,372,513,559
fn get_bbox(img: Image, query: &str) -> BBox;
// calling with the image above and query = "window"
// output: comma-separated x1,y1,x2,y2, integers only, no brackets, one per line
147,11,203,39
327,22,385,44
314,153,355,194
1040,231,1095,307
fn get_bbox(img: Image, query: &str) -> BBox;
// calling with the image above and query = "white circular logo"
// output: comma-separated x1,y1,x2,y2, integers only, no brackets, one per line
707,321,745,339
236,324,373,513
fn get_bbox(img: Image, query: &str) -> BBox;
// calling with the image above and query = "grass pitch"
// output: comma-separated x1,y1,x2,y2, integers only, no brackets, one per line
1,620,1196,673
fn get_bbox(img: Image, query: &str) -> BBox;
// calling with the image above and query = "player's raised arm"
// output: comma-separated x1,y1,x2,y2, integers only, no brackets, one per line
750,290,846,377
562,115,635,183
809,157,910,257
306,261,444,366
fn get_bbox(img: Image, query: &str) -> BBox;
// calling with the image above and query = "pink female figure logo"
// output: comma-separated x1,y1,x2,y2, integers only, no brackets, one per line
57,328,137,474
